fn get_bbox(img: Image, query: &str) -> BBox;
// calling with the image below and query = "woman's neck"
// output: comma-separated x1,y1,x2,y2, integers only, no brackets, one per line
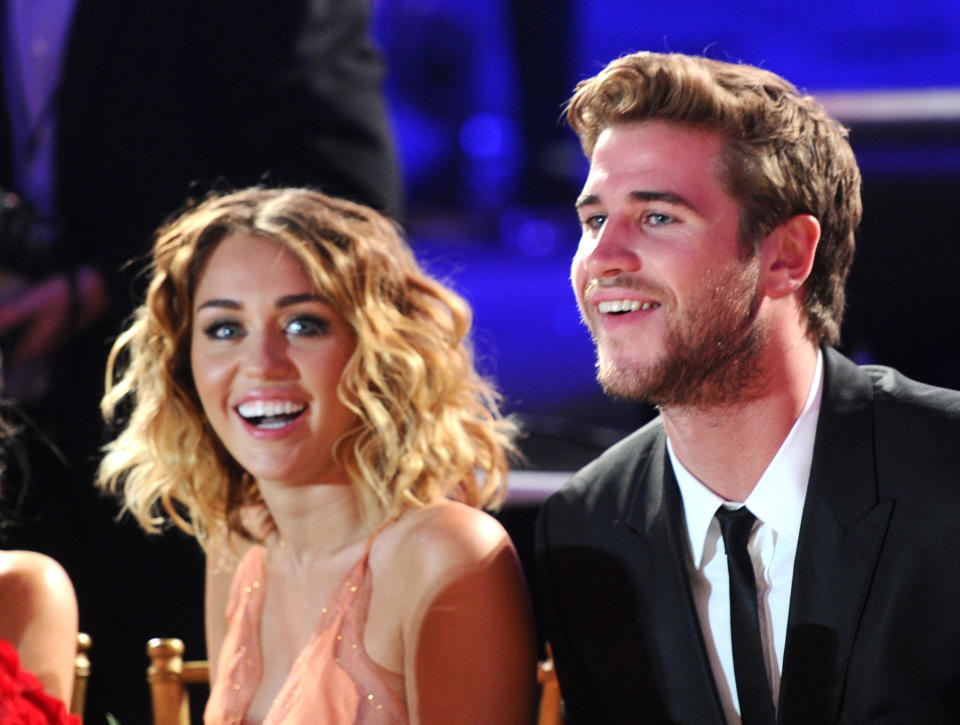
255,480,371,562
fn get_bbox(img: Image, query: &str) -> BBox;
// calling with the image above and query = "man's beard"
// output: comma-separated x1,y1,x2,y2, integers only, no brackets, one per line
592,260,768,409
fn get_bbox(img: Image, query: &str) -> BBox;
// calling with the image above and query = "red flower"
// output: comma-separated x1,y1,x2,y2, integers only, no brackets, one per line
0,639,82,725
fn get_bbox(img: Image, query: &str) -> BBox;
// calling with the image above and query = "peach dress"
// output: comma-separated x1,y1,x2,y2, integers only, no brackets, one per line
205,528,408,725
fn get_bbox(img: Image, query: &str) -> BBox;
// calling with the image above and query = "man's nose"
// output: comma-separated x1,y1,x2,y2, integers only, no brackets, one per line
579,217,642,280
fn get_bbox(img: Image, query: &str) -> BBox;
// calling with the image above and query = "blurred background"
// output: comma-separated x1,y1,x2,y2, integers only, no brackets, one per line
4,1,960,721
373,0,960,470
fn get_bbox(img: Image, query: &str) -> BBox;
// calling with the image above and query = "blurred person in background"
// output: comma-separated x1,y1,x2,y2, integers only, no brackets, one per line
1,2,400,720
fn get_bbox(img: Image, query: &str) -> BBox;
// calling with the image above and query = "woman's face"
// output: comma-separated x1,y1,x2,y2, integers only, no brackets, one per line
190,233,357,488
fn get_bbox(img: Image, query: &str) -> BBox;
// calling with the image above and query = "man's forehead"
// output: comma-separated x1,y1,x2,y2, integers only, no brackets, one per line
588,121,726,168
578,123,728,206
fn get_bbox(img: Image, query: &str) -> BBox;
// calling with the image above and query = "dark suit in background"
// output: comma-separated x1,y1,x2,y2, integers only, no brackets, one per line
0,2,400,721
537,346,960,724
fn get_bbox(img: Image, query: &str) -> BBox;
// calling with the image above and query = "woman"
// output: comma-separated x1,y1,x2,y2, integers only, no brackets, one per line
97,187,536,724
0,415,80,723
0,550,80,725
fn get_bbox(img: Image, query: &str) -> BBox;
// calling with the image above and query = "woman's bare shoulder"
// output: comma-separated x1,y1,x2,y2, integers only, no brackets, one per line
384,500,512,574
376,503,536,723
0,550,75,607
369,500,522,627
0,550,78,676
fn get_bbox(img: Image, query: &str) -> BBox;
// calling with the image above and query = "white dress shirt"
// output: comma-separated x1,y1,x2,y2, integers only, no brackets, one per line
668,350,823,724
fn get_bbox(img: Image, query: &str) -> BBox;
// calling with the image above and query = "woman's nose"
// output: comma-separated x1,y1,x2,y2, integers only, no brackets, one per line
242,330,293,379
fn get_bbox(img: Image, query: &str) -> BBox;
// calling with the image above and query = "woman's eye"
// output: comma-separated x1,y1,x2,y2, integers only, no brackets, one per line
286,315,330,336
203,320,244,340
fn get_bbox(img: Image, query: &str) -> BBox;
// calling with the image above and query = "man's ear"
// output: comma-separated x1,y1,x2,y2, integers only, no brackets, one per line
760,214,820,299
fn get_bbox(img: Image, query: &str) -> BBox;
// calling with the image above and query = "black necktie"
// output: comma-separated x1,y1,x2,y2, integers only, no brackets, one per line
715,506,776,725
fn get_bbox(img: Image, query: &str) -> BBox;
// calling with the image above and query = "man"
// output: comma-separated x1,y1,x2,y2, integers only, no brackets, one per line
536,51,960,724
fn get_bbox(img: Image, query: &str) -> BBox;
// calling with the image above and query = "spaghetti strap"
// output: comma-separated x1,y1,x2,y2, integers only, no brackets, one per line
360,513,400,563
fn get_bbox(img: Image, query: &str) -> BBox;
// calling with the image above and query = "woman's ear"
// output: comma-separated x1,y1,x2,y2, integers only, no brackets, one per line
760,214,820,299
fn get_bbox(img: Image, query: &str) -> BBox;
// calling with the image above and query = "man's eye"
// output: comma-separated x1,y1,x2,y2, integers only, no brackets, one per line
286,316,330,336
203,320,243,340
645,212,675,226
581,214,606,231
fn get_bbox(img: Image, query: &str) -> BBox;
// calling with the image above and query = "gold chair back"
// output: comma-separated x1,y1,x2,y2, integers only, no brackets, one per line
537,642,563,725
70,632,91,718
146,638,210,725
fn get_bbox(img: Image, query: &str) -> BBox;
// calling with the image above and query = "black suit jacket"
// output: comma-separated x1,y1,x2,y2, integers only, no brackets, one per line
537,348,960,724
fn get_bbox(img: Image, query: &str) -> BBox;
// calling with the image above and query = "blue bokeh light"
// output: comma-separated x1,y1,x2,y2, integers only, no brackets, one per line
460,112,510,159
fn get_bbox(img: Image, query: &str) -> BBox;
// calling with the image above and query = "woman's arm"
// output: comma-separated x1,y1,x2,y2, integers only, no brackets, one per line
0,551,78,702
402,504,537,725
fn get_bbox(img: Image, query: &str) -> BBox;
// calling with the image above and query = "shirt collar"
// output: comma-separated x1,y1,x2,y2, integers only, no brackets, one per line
670,349,824,568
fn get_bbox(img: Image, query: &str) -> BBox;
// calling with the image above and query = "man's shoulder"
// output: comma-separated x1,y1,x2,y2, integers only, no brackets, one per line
828,350,960,494
862,362,960,419
827,347,960,422
867,365,960,480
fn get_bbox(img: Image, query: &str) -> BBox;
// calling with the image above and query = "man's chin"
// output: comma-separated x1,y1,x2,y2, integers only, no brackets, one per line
596,343,769,409
596,358,662,403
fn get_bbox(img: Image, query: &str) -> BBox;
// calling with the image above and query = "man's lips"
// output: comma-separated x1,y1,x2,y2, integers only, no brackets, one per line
583,275,665,316
596,299,661,314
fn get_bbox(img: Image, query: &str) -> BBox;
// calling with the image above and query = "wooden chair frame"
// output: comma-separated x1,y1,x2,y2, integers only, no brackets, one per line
537,642,563,725
146,638,210,725
70,632,91,718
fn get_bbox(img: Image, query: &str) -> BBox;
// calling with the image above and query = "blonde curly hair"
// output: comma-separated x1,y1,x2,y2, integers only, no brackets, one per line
97,187,517,544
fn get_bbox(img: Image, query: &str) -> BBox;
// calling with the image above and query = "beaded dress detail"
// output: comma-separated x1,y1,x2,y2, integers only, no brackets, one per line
205,528,408,725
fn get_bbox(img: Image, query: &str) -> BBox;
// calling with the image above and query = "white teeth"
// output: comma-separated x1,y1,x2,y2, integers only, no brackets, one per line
255,418,291,430
597,300,659,314
237,400,306,419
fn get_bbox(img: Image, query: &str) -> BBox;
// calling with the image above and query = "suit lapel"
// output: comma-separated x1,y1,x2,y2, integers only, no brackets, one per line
619,433,727,724
779,348,893,724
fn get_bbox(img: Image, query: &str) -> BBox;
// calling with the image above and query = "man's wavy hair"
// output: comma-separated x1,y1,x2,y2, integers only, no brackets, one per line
97,187,517,544
567,51,862,345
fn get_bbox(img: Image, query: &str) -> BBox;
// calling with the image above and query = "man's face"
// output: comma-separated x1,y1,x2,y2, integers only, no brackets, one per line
571,121,768,408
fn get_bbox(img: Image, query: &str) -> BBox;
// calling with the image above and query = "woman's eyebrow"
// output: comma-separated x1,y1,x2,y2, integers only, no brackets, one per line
197,298,241,311
196,293,326,311
277,293,325,308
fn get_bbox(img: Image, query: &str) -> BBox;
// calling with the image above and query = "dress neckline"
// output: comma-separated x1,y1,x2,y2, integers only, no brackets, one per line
238,516,404,724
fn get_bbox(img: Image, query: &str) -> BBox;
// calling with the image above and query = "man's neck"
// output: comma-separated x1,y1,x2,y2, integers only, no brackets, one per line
661,340,820,502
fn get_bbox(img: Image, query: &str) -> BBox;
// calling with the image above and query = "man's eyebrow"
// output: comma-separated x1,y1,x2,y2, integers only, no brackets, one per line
575,193,600,210
575,190,699,212
629,190,698,211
